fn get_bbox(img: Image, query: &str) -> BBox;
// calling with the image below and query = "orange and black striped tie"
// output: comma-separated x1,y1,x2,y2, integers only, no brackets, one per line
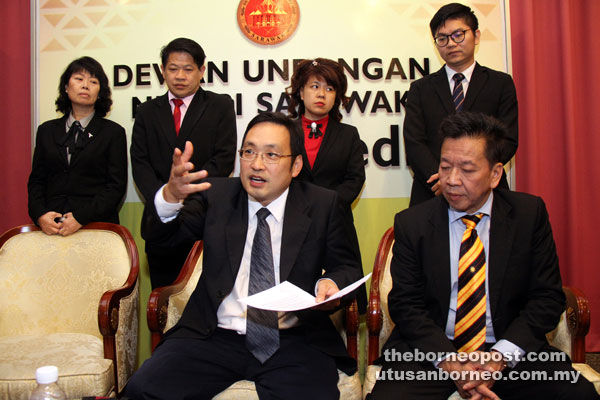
454,213,486,352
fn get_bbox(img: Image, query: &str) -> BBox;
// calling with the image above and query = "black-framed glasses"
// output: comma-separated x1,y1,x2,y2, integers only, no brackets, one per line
434,29,472,47
238,148,293,164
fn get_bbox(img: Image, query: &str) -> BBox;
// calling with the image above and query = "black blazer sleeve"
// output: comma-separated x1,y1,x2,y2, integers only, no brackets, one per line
402,78,441,186
493,72,518,165
28,122,55,223
333,124,365,207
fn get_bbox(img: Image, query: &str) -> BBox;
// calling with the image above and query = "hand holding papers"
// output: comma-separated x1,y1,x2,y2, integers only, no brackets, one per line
239,273,371,312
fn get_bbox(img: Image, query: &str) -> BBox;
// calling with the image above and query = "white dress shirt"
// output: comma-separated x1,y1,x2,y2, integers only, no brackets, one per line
167,90,196,124
154,186,299,334
445,61,476,96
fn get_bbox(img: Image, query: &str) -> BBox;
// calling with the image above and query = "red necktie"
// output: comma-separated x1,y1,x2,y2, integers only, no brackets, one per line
172,98,184,135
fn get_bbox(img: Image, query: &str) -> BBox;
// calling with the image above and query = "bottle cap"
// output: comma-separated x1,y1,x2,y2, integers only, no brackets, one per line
35,365,59,384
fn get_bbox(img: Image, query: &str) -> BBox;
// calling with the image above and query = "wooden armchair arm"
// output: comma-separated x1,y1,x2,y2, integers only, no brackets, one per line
366,227,394,365
345,298,360,361
147,241,203,351
563,286,590,363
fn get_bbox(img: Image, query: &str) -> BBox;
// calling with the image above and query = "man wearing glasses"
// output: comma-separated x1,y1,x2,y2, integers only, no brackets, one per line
125,112,362,400
403,3,518,207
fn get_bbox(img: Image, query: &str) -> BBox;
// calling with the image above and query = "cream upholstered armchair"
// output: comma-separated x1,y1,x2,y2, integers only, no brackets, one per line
147,241,363,400
0,223,139,399
362,227,600,399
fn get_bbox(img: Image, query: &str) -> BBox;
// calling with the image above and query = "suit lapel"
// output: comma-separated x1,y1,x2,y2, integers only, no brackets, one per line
488,191,514,315
155,93,178,149
51,117,69,167
177,89,209,146
311,119,337,173
225,183,250,280
464,63,487,111
432,66,455,115
280,183,311,282
297,119,314,180
429,198,452,314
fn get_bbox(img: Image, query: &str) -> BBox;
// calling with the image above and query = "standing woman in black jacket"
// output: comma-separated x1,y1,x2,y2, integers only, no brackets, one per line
287,58,367,311
286,58,366,218
28,56,127,236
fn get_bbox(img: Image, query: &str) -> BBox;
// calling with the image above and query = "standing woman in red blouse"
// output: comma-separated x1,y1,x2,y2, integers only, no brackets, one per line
287,58,366,216
287,58,367,310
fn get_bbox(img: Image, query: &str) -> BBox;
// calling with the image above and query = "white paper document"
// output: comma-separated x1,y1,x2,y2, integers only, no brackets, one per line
238,273,371,312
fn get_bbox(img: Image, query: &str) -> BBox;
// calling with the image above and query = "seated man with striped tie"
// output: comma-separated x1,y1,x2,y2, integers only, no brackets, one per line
368,112,598,400
125,112,363,400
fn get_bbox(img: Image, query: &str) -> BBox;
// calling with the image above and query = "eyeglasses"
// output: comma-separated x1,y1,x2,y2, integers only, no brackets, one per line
238,148,293,164
434,29,472,47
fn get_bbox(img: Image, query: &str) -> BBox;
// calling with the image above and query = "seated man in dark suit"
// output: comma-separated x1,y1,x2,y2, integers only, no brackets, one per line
368,112,598,400
404,3,518,206
124,112,363,400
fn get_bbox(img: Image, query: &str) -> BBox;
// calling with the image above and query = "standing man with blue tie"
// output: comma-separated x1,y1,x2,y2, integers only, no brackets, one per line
403,3,518,207
131,37,237,288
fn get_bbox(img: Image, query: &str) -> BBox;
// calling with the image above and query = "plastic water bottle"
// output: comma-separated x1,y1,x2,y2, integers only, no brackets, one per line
29,366,67,400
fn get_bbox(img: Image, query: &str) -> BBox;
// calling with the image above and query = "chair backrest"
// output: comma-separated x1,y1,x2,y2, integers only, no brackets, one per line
165,242,204,332
0,224,134,339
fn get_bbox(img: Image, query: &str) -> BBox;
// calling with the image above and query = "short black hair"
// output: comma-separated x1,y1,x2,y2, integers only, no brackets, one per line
439,112,506,166
242,112,304,160
55,56,112,117
160,38,206,68
430,3,479,37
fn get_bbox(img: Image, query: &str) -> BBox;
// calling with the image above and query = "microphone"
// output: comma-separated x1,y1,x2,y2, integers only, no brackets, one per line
311,122,317,133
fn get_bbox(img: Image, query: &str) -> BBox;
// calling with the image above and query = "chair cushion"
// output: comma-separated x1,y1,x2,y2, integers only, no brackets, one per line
0,333,114,400
573,363,600,394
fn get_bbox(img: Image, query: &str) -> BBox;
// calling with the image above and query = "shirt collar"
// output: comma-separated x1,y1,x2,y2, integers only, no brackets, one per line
301,115,329,125
66,110,95,130
445,61,476,84
248,187,289,224
168,90,196,108
449,191,493,223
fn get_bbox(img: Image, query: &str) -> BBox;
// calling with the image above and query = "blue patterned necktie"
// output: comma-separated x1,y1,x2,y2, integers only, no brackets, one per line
245,207,280,363
452,73,465,111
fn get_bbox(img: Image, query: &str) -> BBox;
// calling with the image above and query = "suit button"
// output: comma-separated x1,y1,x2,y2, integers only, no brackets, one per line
216,290,225,299
200,328,211,335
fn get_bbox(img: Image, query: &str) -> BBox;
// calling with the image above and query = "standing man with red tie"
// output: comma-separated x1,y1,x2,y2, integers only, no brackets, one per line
131,37,237,288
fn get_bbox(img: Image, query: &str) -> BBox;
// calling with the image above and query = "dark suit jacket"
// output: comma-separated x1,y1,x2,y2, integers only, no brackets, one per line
384,189,565,357
130,88,237,205
27,115,127,225
403,63,518,205
142,179,363,374
296,119,366,211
